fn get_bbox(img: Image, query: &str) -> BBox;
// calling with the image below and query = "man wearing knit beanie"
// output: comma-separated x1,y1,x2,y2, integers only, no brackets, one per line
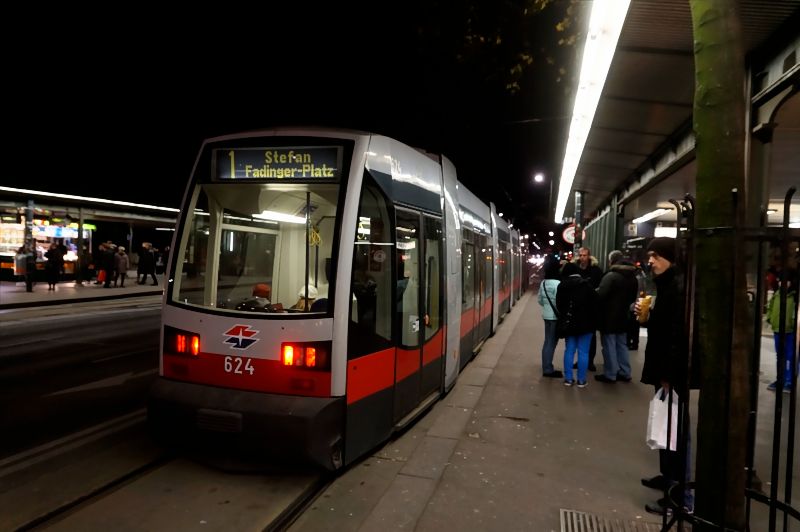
638,235,694,515
646,237,677,265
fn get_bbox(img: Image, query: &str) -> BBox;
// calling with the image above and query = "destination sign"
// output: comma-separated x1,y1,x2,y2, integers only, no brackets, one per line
215,146,342,180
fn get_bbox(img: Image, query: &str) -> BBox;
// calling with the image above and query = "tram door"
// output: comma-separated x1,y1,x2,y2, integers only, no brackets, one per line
394,210,444,422
460,234,481,370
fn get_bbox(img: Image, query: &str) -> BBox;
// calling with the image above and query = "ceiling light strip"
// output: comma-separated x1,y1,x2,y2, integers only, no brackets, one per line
554,0,631,223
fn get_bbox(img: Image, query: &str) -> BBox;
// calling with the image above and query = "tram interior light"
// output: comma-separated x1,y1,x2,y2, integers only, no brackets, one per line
554,0,630,223
632,208,672,224
253,210,307,224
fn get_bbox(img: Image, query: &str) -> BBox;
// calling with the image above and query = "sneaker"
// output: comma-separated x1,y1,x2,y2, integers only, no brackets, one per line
594,374,616,383
563,380,574,387
576,381,588,388
767,381,777,391
617,375,632,382
543,370,564,378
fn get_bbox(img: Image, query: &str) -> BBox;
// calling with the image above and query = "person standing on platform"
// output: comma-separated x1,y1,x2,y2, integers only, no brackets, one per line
114,246,130,287
556,262,597,388
138,242,158,286
594,250,638,383
765,280,797,393
102,242,116,288
575,247,602,371
18,244,36,292
537,255,563,378
636,237,694,516
44,242,64,291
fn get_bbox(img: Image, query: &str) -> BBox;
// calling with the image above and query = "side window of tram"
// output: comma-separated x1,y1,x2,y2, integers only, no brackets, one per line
396,210,421,348
483,238,493,300
462,232,474,311
348,177,393,359
424,217,442,340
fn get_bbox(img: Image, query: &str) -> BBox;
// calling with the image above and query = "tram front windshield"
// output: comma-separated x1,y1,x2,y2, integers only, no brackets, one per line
171,182,339,314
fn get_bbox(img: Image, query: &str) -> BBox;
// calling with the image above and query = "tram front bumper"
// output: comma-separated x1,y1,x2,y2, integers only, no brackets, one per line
147,378,345,471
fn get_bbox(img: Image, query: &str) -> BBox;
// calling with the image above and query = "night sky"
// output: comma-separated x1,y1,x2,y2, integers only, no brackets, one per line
7,2,582,241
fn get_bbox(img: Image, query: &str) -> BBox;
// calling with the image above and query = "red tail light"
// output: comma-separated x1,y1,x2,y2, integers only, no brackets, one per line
164,326,201,357
280,342,330,370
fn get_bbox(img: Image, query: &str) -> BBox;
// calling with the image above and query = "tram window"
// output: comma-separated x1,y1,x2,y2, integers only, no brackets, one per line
462,242,474,310
171,182,340,313
348,175,393,358
424,216,442,340
396,210,421,348
482,236,493,299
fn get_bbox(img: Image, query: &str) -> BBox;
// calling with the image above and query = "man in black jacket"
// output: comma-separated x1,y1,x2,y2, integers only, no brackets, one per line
637,237,693,516
594,250,638,383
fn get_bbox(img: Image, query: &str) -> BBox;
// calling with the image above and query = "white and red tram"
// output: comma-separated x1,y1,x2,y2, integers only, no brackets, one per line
148,128,524,470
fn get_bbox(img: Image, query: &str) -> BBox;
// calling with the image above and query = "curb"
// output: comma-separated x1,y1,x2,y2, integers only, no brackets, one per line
0,290,162,310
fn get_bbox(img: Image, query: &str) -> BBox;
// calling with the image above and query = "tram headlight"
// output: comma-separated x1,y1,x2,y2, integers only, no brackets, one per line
281,341,330,370
164,326,201,357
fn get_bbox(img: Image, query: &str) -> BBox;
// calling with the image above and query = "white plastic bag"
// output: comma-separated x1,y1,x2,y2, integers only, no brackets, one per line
646,387,679,450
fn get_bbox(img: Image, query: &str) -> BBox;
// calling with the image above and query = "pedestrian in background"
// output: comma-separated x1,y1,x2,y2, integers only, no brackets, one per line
765,279,797,393
575,247,602,371
114,246,130,287
595,250,638,383
556,262,597,388
138,242,158,286
44,242,63,291
537,255,563,378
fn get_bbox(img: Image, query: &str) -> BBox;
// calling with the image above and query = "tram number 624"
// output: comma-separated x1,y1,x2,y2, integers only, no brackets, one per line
224,356,255,375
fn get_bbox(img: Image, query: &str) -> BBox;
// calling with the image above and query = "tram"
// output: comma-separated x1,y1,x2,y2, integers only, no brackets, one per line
148,128,523,470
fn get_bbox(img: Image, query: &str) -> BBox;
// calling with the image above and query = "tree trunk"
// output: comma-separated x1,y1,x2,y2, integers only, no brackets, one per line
689,1,749,529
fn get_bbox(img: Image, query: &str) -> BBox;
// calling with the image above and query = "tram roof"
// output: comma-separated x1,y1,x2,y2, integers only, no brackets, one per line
558,0,800,225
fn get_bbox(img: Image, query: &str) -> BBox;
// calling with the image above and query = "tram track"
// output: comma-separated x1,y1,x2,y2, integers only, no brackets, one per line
15,453,175,532
2,409,331,532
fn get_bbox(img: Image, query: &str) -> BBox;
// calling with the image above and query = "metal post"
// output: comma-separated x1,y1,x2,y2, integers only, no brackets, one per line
75,208,85,285
573,190,584,253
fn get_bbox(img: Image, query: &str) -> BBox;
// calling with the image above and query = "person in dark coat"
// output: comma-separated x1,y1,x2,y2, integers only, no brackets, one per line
595,250,638,383
44,242,64,290
137,242,158,285
101,243,116,288
576,247,603,371
636,237,693,515
556,262,598,387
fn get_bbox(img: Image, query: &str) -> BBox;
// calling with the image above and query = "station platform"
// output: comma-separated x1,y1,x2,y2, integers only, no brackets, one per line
290,291,785,532
0,280,787,530
0,271,162,309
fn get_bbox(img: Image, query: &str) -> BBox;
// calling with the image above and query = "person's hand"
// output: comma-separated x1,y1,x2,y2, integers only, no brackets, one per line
634,300,642,317
660,380,670,391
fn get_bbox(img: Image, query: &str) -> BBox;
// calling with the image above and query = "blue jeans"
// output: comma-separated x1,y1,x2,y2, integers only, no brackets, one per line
600,332,631,380
563,333,592,382
774,332,797,386
542,320,559,374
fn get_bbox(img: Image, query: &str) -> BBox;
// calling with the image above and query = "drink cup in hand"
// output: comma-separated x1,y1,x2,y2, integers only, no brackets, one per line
637,295,652,323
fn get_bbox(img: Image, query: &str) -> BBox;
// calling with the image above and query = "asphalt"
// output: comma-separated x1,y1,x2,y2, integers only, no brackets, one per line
0,280,787,531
